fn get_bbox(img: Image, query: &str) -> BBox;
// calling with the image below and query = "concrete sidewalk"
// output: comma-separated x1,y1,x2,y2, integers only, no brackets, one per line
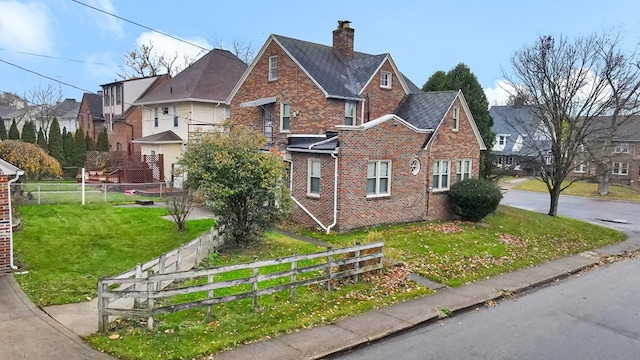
211,236,640,360
0,274,112,360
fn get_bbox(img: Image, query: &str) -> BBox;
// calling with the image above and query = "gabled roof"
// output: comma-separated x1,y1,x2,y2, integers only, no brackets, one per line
589,115,640,143
489,105,548,156
135,49,247,106
79,92,104,121
0,157,23,176
395,90,459,130
132,130,184,144
231,34,419,101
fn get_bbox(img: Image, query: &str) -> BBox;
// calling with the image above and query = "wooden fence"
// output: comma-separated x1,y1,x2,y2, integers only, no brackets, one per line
97,225,224,331
97,242,383,332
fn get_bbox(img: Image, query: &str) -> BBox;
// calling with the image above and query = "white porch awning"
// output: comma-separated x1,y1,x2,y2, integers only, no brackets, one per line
240,97,277,108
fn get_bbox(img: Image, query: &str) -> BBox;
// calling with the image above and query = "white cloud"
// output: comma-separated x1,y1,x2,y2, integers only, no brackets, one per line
134,31,212,74
83,52,121,86
484,80,514,106
0,0,51,53
86,0,123,37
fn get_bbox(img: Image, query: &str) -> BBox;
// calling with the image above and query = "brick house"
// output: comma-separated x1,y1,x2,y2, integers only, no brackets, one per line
133,49,247,182
77,92,104,141
229,21,486,231
0,158,23,274
569,116,640,188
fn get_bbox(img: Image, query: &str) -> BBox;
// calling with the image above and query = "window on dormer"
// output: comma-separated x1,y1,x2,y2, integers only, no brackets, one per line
269,56,278,81
614,144,629,153
380,71,392,89
344,101,356,125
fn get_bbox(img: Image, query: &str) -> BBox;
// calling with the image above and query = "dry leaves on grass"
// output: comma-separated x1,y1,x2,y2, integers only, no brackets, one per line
498,233,527,247
427,223,464,234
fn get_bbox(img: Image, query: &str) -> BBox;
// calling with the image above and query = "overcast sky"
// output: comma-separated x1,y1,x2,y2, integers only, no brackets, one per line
1,0,639,106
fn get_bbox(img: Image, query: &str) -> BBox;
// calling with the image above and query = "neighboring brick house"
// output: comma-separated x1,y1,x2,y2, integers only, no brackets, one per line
0,158,23,274
569,116,640,188
134,49,247,182
229,21,486,231
77,92,104,140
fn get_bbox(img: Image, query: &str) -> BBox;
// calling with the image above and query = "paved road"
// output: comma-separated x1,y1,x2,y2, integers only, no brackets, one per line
332,258,640,360
502,190,640,234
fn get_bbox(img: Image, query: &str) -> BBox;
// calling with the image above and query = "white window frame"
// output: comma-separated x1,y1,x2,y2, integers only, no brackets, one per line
498,135,507,146
344,101,356,125
307,159,321,197
380,71,392,89
367,160,391,197
432,160,450,191
456,159,472,182
574,161,587,173
614,144,629,154
612,162,628,175
173,105,179,127
280,103,291,132
452,106,460,131
154,108,159,128
269,56,278,81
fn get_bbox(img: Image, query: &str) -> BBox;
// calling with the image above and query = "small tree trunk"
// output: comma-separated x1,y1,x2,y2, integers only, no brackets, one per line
548,186,561,216
597,161,610,196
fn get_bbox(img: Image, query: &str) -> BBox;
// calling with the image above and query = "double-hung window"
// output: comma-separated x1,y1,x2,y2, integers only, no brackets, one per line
452,106,459,131
367,160,391,197
614,144,629,153
432,160,450,191
612,162,628,175
344,101,356,125
269,56,278,81
456,159,471,182
281,103,290,132
308,159,321,197
154,108,159,127
380,71,392,89
173,105,179,127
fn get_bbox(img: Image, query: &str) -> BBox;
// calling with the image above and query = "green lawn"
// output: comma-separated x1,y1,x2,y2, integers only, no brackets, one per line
15,203,625,360
13,204,215,306
86,233,429,359
514,179,640,202
297,205,625,287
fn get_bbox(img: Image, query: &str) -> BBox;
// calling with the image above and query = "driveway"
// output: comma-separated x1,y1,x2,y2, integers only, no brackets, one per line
0,274,112,360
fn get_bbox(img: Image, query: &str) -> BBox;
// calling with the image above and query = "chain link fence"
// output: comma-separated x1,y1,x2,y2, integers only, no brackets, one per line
11,181,168,205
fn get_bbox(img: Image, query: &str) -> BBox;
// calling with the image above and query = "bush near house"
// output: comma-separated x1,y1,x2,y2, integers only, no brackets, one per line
449,178,502,221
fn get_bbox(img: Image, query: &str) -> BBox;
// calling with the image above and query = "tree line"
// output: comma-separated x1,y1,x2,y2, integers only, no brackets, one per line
0,116,111,178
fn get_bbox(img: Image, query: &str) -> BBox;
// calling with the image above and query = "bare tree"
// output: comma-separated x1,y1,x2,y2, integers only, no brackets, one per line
165,188,193,232
503,33,640,216
213,38,256,64
25,84,63,141
118,41,203,79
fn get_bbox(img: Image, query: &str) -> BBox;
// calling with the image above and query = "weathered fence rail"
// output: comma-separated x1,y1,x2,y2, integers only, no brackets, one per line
97,225,224,330
98,241,383,331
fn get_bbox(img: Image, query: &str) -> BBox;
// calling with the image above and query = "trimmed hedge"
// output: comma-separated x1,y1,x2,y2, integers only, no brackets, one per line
449,178,502,222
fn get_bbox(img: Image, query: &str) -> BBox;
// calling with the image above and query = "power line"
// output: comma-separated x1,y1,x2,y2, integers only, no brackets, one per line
71,0,210,53
0,58,93,93
0,48,111,66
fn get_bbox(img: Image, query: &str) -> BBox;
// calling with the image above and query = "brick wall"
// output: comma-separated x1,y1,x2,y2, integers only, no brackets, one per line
426,96,482,220
290,153,336,229
0,175,12,274
230,41,409,147
110,106,142,154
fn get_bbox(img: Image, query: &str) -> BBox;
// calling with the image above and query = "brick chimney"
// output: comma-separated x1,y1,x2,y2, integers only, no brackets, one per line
333,20,354,57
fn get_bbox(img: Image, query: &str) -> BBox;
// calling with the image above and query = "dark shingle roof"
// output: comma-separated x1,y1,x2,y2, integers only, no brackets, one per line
136,49,247,104
81,92,103,119
274,34,403,99
133,130,183,143
394,90,458,130
489,105,549,156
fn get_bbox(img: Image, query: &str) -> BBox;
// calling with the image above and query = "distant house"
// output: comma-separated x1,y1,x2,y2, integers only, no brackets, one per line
133,49,247,183
77,92,104,140
489,103,550,175
229,21,486,231
568,116,640,188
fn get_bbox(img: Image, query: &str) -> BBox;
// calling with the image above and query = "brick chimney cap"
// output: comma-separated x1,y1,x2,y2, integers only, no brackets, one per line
337,20,351,29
